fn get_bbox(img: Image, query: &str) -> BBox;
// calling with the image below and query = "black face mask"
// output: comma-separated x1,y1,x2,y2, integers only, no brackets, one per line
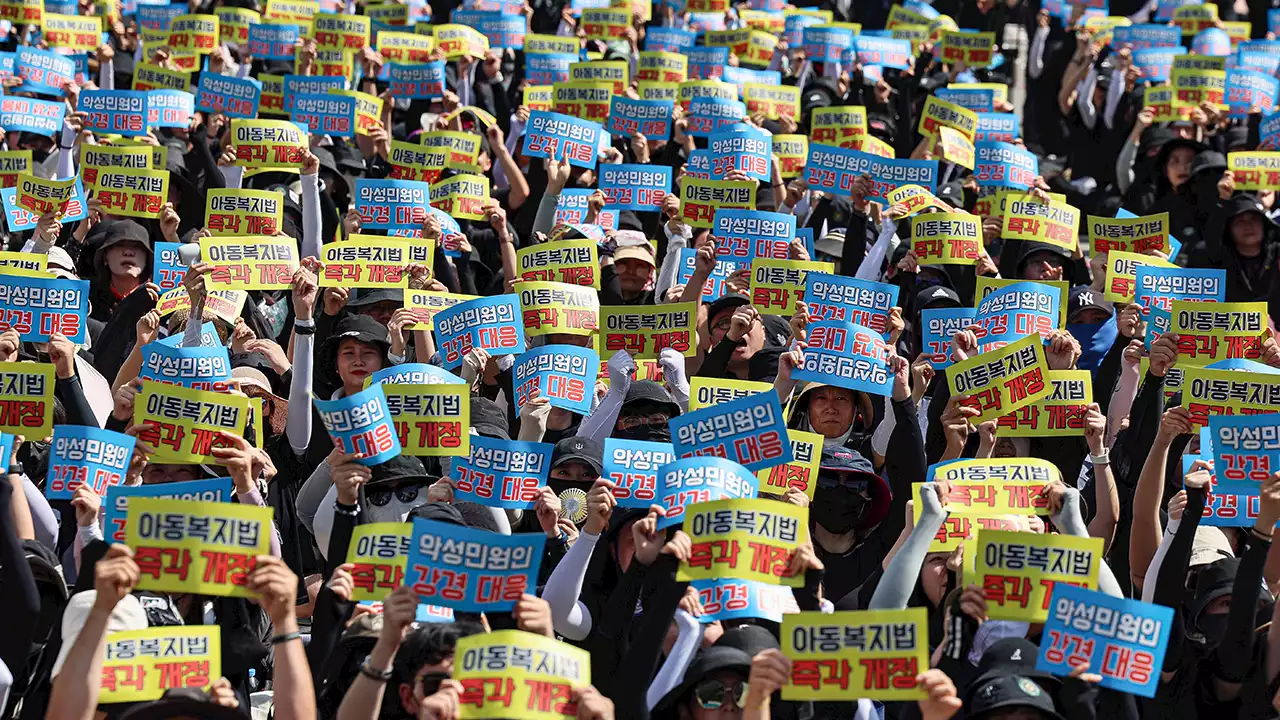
812,486,867,535
614,422,671,443
1194,611,1228,648
29,147,50,163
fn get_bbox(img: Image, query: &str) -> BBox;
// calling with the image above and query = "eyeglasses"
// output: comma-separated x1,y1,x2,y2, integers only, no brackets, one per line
693,679,749,710
711,316,735,333
617,412,670,431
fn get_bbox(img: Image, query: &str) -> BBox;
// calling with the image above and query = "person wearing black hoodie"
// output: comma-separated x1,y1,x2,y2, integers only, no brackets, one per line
1204,181,1280,317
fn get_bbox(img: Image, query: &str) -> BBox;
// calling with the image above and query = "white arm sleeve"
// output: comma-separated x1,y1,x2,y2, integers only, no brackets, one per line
300,172,322,260
541,530,600,640
287,332,314,454
645,610,703,710
854,217,897,281
1141,520,1179,602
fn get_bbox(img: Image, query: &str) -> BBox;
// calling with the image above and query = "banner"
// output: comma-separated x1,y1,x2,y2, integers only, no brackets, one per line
1036,585,1172,698
686,97,747,137
975,141,1038,189
678,498,808,586
204,188,283,236
692,578,791,623
0,151,30,189
354,179,431,230
92,168,169,219
517,281,599,337
802,273,898,335
1000,197,1080,251
513,345,597,416
679,178,756,228
0,96,65,135
921,307,977,369
948,334,1052,424
974,529,1102,622
1225,69,1278,117
46,425,135,500
230,119,307,168
406,518,545,610
975,112,1020,142
404,291,480,331
0,363,51,439
996,370,1092,436
291,92,357,137
320,237,412,288
793,320,893,395
687,377,771,412
313,11,370,48
428,173,490,221
386,61,445,100
82,145,151,190
657,456,760,528
709,125,772,182
645,25,696,52
1103,250,1172,303
216,7,258,44
1182,366,1280,427
1172,67,1226,109
0,274,88,343
919,95,978,140
552,80,613,123
16,47,76,94
1088,212,1170,255
16,173,76,217
936,87,995,112
79,90,148,137
453,630,589,716
670,390,792,472
806,144,938,204
757,429,822,499
854,35,912,69
599,164,670,213
912,213,982,265
380,382,470,456
802,25,853,63
1227,152,1280,191
147,89,194,129
103,478,233,544
376,30,436,63
166,14,219,53
746,85,801,122
452,434,554,510
939,30,995,65
194,73,261,119
247,23,300,60
346,522,411,601
139,342,232,391
314,384,401,465
522,110,604,169
781,608,929,701
434,295,527,368
750,258,833,316
200,236,298,290
126,496,271,597
100,626,221,703
1135,266,1225,347
0,250,43,274
1171,300,1266,366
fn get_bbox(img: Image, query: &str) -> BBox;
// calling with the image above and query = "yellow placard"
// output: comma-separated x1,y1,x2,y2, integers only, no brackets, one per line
1143,86,1190,123
308,47,354,78
419,131,482,170
345,522,411,601
678,498,810,586
329,89,384,135
376,30,436,63
1172,3,1218,35
320,238,414,288
428,173,490,222
387,140,445,182
1087,212,1169,255
132,62,190,92
810,106,867,149
742,29,778,66
552,80,613,123
82,144,152,191
125,496,271,597
200,236,300,290
887,184,940,216
919,95,978,140
773,134,808,179
996,370,1092,437
637,81,679,102
133,381,251,464
946,333,1052,424
1000,197,1080,252
0,0,41,26
911,212,981,265
890,22,929,53
405,290,481,331
93,168,170,219
382,384,470,457
366,2,407,26
680,178,756,228
782,608,929,701
16,174,77,217
167,14,219,54
216,7,259,44
581,7,629,40
205,188,284,236
1170,300,1267,367
887,4,929,27
313,12,370,49
936,126,974,169
264,0,318,24
939,30,995,66
678,79,738,109
1172,68,1226,110
453,630,591,718
516,281,599,337
973,529,1102,622
569,60,629,95
0,150,31,189
1222,20,1250,45
523,85,554,112
101,627,221,703
155,287,246,324
1104,250,1174,303
230,119,308,169
688,377,772,411
0,362,54,439
637,51,688,83
1181,365,1280,427
1227,152,1280,192
515,240,600,289
757,429,822,500
0,251,46,275
42,14,102,52
433,23,488,59
750,258,834,316
524,33,578,55
599,302,697,358
744,84,800,122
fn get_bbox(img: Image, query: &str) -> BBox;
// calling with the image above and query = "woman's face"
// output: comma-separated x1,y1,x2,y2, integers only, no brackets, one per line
921,552,950,606
616,257,652,294
1230,212,1265,253
106,241,147,278
336,338,383,389
1166,147,1195,187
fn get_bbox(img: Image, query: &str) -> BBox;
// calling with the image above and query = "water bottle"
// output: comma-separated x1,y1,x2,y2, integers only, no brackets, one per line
248,668,260,693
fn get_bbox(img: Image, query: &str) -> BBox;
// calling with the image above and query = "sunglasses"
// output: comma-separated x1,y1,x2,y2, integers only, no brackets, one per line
367,485,420,506
693,679,748,710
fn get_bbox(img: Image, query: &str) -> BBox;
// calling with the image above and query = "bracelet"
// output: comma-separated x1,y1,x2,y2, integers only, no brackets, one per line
359,658,394,682
270,631,301,645
6,463,19,475
293,323,316,336
1089,451,1110,466
334,501,360,517
1250,526,1273,543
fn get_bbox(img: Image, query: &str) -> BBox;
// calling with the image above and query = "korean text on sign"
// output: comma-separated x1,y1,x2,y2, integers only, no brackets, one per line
380,383,470,457
405,518,546,611
793,320,894,395
0,273,89,343
125,496,273,598
514,345,597,416
100,626,221,703
997,370,1092,437
669,390,792,473
453,630,589,719
1171,300,1266,367
46,425,135,500
975,529,1102,622
518,281,599,337
947,333,1052,425
603,438,676,508
433,295,527,369
452,434,554,510
679,497,809,586
132,381,248,464
782,608,929,701
315,383,402,466
1208,413,1280,495
600,302,696,358
345,522,411,601
657,456,760,529
103,478,232,544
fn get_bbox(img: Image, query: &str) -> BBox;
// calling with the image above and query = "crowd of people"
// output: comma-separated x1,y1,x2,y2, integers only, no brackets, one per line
0,0,1279,718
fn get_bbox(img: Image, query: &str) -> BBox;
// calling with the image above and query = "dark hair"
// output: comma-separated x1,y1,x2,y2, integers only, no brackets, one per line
379,621,485,718
454,501,502,532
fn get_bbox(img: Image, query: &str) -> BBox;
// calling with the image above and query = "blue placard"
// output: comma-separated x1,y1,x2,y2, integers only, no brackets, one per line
1134,266,1225,348
1262,110,1280,151
453,10,525,48
921,307,978,369
103,477,234,543
1036,585,1172,698
709,125,771,182
0,53,14,79
686,97,746,138
606,95,673,141
784,14,825,45
158,320,218,348
721,66,780,88
603,438,676,509
853,36,912,70
147,89,194,129
691,578,790,623
151,242,185,291
452,434,554,510
139,341,232,390
676,248,738,302
1236,50,1280,77
656,457,760,529
248,23,301,60
195,73,262,119
713,209,795,262
1132,47,1186,83
405,518,545,611
794,320,894,394
0,273,89,343
1154,0,1196,22
804,273,900,337
1191,27,1232,56
645,26,695,53
15,47,76,95
806,144,938,204
354,178,432,230
290,92,356,137
1208,414,1280,495
1112,24,1182,50
975,112,1020,142
46,425,136,501
137,3,186,30
936,87,995,113
686,46,730,80
513,345,598,416
77,90,149,137
522,110,604,170
685,149,712,180
526,52,575,85
802,25,853,64
369,363,466,386
282,74,346,112
599,164,671,212
974,282,1061,351
386,61,445,99
0,433,13,470
903,0,939,18
798,227,815,259
1226,69,1278,117
1271,8,1280,36
0,181,87,232
670,391,793,473
69,53,90,86
975,141,1039,189
553,188,594,225
0,96,66,135
432,295,527,369
315,383,403,466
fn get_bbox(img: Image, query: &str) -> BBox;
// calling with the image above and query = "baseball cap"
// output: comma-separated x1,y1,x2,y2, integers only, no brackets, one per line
1067,286,1110,323
706,294,751,324
614,245,656,267
967,675,1064,720
551,436,604,476
53,591,148,677
916,285,962,310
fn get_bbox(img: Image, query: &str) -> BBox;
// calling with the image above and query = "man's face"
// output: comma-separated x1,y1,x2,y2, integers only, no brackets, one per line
809,386,856,437
1021,253,1064,281
361,300,399,326
616,257,652,294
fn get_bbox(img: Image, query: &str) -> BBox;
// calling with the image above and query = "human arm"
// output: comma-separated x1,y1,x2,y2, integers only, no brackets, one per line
1083,403,1119,553
869,484,948,610
542,480,614,640
247,556,315,720
1051,485,1123,597
1129,405,1191,590
645,608,703,710
0,477,38,678
306,565,356,692
288,262,319,455
300,151,323,260
576,351,635,443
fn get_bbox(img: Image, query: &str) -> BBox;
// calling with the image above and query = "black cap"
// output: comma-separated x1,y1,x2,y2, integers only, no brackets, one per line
1190,150,1227,178
94,219,152,259
622,380,681,418
916,285,962,310
550,436,604,476
717,624,779,658
966,675,1064,720
1068,285,1110,323
652,645,753,711
818,447,891,528
971,638,1058,687
367,453,435,489
867,112,897,142
1224,193,1276,225
706,294,751,324
347,288,405,308
119,690,244,720
407,501,467,526
319,314,391,375
471,396,510,440
1189,556,1238,623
